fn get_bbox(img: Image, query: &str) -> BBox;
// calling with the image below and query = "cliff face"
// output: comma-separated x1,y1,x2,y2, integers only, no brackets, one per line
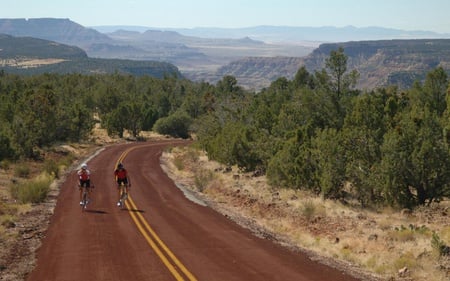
303,39,450,89
217,39,450,90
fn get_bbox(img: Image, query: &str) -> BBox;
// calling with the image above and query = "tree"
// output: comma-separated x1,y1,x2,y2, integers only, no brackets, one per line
342,92,386,206
423,67,448,116
292,66,314,89
377,108,450,207
267,128,317,191
325,47,348,98
311,128,346,199
323,47,360,127
153,110,192,139
216,75,240,95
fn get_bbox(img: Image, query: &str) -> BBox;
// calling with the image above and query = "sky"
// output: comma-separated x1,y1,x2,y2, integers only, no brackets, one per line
1,0,450,34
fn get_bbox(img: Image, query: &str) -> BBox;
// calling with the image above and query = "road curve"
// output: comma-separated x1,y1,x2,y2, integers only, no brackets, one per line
26,140,361,281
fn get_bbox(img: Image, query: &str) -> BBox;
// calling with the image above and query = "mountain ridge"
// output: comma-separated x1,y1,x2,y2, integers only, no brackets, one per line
92,24,450,42
1,18,450,91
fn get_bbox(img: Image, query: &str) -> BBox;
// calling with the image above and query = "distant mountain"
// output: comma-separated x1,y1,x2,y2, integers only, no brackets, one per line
92,25,450,43
0,18,113,47
2,18,450,91
0,18,312,72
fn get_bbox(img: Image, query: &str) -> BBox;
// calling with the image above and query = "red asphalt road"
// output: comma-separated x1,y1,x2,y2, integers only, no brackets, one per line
26,140,361,281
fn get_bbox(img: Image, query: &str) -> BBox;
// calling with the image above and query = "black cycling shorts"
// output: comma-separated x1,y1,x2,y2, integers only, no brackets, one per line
117,178,128,186
79,179,91,188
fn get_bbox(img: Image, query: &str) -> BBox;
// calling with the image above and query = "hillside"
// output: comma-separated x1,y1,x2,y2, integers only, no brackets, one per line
0,34,87,59
0,34,181,78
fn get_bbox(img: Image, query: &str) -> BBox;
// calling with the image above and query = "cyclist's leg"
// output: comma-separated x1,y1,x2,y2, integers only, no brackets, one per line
86,180,91,200
82,187,87,202
117,180,122,205
124,179,129,195
79,181,84,204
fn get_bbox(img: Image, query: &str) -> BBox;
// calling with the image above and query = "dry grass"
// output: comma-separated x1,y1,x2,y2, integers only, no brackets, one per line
161,146,450,281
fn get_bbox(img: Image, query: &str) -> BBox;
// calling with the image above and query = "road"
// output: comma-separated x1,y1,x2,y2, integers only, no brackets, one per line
26,140,361,281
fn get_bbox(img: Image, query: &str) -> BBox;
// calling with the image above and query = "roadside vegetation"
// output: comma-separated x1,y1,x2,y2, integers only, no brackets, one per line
0,47,449,280
161,146,450,280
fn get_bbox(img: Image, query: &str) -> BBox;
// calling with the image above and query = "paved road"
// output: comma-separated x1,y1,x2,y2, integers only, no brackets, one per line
26,140,361,281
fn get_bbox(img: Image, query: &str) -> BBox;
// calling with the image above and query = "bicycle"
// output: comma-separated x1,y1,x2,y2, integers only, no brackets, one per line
79,182,93,211
117,182,129,209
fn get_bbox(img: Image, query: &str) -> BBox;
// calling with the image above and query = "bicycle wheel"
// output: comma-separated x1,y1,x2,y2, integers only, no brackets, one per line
118,185,127,208
81,189,88,211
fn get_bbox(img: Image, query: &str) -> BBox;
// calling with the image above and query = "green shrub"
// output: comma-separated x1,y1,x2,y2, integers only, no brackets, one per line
153,111,192,139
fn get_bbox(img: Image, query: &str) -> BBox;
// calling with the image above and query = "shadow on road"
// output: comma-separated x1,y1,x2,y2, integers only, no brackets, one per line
84,210,108,214
123,208,144,213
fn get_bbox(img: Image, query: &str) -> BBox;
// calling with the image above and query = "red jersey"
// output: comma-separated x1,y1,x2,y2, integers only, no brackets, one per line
114,168,128,180
78,169,90,181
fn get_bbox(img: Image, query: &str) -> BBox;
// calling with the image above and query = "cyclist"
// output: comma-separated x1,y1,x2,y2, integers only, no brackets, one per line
114,162,131,206
77,163,92,205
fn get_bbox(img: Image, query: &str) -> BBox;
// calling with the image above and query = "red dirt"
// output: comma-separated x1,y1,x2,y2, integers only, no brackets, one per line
25,140,363,281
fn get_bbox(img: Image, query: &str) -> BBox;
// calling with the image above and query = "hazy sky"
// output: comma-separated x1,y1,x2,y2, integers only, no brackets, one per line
2,0,450,34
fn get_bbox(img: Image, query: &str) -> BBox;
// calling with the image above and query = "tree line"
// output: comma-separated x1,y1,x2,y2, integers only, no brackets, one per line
1,47,449,209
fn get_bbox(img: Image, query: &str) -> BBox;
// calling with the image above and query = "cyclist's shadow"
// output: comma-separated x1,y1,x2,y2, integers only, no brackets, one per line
121,207,144,213
84,209,108,214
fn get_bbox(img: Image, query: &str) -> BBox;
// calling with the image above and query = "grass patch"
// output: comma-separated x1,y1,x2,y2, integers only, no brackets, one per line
9,173,53,203
14,164,30,178
0,214,16,228
393,251,418,270
173,155,185,170
440,226,450,243
43,159,60,179
185,147,200,163
301,200,316,221
387,224,432,242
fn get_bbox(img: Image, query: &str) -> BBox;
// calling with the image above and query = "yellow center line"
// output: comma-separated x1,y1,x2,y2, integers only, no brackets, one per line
126,197,198,281
116,143,197,281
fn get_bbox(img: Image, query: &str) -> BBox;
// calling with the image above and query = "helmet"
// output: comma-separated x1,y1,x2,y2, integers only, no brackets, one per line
118,163,123,169
81,163,88,170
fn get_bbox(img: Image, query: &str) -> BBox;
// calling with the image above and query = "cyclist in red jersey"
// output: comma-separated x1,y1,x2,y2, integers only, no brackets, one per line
77,163,92,205
114,162,131,206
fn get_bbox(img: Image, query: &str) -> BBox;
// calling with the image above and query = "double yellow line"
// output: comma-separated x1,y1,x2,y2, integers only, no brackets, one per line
117,144,197,281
